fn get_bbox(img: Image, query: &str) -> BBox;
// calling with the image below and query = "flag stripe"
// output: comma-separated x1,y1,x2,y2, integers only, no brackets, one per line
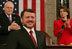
19,0,23,16
32,0,36,12
28,0,32,9
32,0,36,29
19,0,45,32
36,0,40,31
23,0,27,9
40,0,45,32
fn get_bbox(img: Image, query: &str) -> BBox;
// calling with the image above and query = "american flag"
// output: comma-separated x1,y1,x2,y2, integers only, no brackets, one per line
0,0,45,32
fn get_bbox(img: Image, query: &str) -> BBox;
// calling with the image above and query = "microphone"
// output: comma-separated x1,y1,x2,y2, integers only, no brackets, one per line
61,25,65,30
13,17,15,21
12,17,16,22
62,19,66,23
61,19,66,29
60,20,65,35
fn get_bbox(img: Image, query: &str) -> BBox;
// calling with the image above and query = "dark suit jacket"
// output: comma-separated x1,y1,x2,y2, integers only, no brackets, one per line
0,13,22,44
7,27,46,49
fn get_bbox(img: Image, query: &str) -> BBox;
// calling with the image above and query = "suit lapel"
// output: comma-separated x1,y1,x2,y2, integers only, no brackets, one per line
35,31,42,49
21,27,36,49
3,13,11,25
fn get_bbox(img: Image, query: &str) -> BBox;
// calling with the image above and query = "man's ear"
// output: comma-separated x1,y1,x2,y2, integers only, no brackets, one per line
67,12,68,16
3,8,4,10
21,18,23,23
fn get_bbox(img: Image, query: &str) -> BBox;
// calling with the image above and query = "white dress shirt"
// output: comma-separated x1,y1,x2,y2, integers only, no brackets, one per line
5,13,12,31
23,26,37,45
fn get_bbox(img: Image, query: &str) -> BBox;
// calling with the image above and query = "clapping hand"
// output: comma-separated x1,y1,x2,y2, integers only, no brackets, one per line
10,21,21,30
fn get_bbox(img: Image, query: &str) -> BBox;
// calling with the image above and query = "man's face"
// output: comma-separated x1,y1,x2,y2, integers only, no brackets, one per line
4,2,14,15
21,12,36,29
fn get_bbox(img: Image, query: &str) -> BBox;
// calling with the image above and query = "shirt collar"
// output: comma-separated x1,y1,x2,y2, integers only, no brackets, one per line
23,26,35,34
5,12,12,18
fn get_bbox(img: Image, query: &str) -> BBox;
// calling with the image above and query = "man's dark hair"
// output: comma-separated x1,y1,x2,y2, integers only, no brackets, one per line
21,9,35,18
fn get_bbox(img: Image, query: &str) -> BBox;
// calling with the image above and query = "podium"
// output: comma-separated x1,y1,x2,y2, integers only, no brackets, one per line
46,45,72,49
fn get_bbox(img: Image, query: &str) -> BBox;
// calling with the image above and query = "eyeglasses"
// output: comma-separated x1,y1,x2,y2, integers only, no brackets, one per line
5,7,14,9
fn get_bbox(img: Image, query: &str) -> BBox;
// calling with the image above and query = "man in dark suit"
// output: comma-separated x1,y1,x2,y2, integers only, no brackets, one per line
7,9,46,49
0,1,22,44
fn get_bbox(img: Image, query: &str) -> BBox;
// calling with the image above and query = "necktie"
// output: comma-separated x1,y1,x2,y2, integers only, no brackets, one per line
30,30,37,48
8,16,12,23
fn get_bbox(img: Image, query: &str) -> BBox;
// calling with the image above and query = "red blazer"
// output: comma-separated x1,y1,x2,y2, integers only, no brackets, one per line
54,19,72,45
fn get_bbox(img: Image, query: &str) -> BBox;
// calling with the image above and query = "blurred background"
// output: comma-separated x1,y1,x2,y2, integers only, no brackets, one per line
0,0,72,44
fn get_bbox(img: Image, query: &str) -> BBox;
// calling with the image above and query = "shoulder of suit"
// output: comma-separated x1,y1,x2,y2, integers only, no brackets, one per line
0,13,6,18
12,14,20,17
36,30,45,35
37,31,46,38
10,29,21,35
0,13,5,15
9,30,22,38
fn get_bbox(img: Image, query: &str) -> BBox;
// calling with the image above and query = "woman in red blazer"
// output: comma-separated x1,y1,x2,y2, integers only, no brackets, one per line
54,6,72,45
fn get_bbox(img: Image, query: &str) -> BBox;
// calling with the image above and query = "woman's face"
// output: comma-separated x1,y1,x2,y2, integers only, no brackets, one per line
60,9,68,18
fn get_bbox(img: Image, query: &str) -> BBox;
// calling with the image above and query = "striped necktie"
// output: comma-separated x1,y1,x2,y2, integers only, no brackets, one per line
30,30,37,49
8,16,12,23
